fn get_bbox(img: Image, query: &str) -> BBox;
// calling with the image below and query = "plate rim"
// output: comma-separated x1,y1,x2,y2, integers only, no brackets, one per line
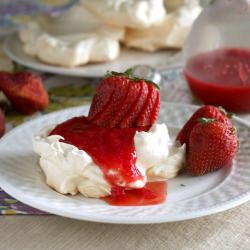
4,34,182,78
0,102,250,224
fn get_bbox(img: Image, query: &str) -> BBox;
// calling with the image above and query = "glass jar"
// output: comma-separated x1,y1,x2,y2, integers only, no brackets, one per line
183,0,250,112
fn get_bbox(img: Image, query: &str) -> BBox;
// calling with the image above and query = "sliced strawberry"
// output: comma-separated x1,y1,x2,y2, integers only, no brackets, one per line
88,69,160,128
119,81,148,128
136,84,159,127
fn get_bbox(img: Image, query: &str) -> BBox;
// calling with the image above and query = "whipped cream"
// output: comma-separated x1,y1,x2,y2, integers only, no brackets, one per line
33,123,185,198
80,0,166,28
124,0,202,51
19,5,124,67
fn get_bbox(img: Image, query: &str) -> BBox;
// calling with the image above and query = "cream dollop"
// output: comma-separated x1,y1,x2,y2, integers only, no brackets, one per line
19,5,124,67
33,123,185,198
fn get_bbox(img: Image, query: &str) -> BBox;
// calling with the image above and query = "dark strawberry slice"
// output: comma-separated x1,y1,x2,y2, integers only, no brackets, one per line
109,81,143,127
150,92,160,124
119,81,148,128
91,77,130,127
136,84,159,127
88,78,117,120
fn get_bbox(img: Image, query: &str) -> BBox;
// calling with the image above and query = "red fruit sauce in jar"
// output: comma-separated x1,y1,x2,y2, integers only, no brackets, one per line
184,48,250,112
49,116,167,206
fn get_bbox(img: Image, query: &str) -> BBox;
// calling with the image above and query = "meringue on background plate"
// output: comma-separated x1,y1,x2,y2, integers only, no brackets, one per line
80,0,166,28
19,5,124,67
18,0,202,67
124,0,202,51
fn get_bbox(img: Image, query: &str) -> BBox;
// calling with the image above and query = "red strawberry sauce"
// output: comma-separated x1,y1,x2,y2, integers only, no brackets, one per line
184,48,250,112
49,116,167,206
102,181,167,206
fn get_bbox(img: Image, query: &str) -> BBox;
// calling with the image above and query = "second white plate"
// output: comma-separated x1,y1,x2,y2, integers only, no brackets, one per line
0,102,249,224
4,34,181,78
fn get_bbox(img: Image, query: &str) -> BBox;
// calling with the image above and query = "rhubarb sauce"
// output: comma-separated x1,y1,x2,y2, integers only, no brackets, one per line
184,48,250,112
49,116,167,206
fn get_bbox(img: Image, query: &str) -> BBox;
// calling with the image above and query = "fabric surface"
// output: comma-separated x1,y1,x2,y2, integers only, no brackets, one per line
1,203,250,250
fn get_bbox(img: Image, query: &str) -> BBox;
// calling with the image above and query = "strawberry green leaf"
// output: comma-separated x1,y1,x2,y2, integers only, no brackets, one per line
231,126,237,135
197,117,216,124
105,69,160,90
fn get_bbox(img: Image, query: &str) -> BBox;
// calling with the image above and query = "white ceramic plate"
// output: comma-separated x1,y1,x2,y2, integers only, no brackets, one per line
0,102,249,224
4,34,181,78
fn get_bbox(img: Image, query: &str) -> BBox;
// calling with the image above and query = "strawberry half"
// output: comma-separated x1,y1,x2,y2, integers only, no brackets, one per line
187,118,238,176
88,69,160,128
0,71,49,115
176,105,232,145
0,108,5,137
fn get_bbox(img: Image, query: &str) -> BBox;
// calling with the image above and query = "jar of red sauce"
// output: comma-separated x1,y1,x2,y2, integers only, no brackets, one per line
183,0,250,112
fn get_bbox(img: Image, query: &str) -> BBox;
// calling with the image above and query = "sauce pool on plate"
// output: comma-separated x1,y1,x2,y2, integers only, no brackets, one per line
102,181,167,206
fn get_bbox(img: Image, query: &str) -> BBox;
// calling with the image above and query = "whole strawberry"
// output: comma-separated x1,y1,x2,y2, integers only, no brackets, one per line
187,118,238,176
0,71,49,115
176,105,232,145
88,69,160,128
0,108,5,137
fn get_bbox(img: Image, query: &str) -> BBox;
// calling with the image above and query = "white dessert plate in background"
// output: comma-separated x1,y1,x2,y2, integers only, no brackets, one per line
4,34,181,78
0,102,249,224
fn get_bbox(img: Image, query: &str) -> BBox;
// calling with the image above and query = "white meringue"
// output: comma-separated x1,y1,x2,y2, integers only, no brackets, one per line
80,0,166,28
19,5,124,67
33,123,185,198
124,0,202,51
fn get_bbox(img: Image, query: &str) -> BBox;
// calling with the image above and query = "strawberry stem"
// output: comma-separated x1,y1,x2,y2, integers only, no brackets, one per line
13,62,24,73
218,106,233,119
231,126,237,135
227,112,233,119
105,68,160,90
124,68,134,76
197,117,216,124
